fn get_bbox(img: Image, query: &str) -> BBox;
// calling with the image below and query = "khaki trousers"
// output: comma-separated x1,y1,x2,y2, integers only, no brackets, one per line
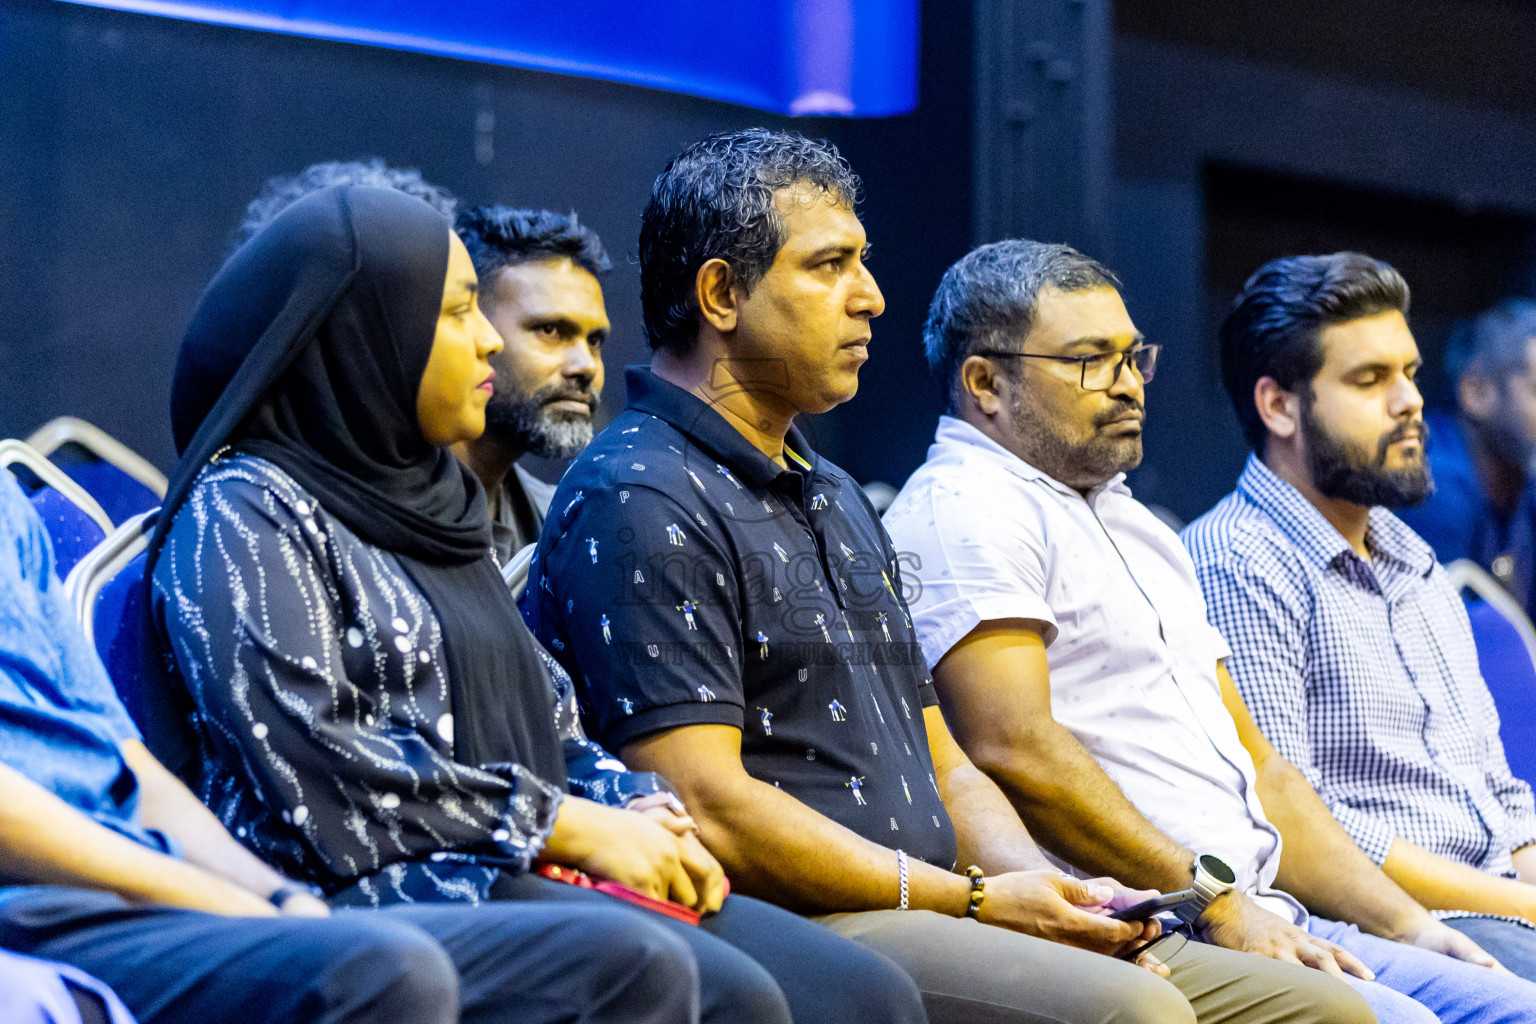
814,910,1376,1024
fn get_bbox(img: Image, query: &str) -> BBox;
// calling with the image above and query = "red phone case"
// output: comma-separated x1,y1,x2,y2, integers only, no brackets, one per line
536,864,729,925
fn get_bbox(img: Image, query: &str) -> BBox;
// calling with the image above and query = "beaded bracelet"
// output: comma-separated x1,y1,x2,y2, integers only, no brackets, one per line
896,849,910,911
964,865,986,919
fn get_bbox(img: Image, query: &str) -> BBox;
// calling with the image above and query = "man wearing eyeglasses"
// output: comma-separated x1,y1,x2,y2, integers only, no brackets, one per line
884,240,1525,1024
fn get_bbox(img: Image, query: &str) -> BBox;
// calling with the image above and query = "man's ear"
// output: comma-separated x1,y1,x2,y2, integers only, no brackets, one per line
1253,376,1300,441
695,258,739,334
1459,372,1498,421
959,355,1009,418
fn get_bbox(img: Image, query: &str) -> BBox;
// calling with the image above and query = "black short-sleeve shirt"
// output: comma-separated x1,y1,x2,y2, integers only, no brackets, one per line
524,368,957,868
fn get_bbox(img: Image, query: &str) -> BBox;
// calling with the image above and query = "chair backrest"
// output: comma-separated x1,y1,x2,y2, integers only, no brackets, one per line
31,487,107,579
65,510,158,724
0,439,113,578
501,542,538,601
27,417,167,526
1446,559,1536,785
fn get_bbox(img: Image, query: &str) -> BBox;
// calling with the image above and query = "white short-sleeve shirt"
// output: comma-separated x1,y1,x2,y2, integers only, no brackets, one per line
884,416,1305,923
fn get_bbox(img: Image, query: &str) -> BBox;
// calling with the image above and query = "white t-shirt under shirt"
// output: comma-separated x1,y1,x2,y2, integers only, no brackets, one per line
884,415,1305,924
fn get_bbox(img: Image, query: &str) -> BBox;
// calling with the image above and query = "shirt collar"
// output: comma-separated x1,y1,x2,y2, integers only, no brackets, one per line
1236,453,1435,577
931,415,1129,501
624,366,818,490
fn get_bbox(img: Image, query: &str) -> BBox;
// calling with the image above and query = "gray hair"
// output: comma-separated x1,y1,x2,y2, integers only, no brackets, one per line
235,159,457,247
923,240,1119,409
1444,299,1536,386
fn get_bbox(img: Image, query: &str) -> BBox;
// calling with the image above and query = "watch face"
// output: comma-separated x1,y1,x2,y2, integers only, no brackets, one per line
1198,854,1236,885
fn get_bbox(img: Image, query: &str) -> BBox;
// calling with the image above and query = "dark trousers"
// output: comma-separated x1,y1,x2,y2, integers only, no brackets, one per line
490,874,928,1024
0,886,697,1024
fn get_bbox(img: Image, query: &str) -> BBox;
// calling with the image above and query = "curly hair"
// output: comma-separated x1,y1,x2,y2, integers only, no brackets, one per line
639,128,862,356
454,207,610,296
234,159,457,247
1220,252,1410,452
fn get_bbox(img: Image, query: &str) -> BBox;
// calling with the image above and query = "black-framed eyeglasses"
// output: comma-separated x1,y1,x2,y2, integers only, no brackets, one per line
973,344,1161,392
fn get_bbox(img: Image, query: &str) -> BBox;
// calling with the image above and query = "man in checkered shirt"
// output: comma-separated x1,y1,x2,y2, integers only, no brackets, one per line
887,239,1536,1024
1184,251,1536,983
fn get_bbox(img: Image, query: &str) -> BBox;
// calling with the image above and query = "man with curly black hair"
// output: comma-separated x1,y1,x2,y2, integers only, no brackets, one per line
528,128,1374,1024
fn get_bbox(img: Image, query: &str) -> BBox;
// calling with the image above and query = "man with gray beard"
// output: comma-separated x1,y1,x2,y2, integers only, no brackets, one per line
452,207,610,563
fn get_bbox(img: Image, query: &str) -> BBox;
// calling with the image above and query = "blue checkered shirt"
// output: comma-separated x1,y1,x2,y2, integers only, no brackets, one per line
1183,455,1536,877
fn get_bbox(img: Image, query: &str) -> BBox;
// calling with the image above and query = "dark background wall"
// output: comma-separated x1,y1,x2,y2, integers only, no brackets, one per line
5,0,1536,523
0,0,969,485
1114,0,1536,521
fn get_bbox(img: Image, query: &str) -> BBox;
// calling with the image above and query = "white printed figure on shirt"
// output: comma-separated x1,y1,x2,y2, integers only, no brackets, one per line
847,776,867,805
869,692,886,724
811,494,828,510
881,570,897,599
717,464,743,489
759,707,773,735
677,600,699,630
697,684,717,702
839,542,855,561
619,696,634,715
562,490,585,517
622,426,640,434
666,523,686,547
815,613,831,643
757,631,770,659
601,615,612,645
902,776,913,804
773,542,789,563
829,699,847,722
878,612,892,643
900,696,911,719
587,538,599,564
688,469,707,492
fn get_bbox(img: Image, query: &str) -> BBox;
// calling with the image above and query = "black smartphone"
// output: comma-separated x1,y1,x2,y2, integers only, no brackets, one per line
1109,887,1198,922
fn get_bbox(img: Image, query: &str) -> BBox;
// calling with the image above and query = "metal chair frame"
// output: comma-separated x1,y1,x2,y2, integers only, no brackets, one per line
64,509,157,640
1445,558,1536,669
0,439,114,535
500,542,538,601
27,416,168,498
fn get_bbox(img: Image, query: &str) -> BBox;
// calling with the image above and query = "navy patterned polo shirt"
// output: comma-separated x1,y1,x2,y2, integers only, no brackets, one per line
524,368,957,868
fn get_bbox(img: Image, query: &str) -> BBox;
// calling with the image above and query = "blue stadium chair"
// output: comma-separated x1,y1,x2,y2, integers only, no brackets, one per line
0,439,113,579
1446,559,1536,786
28,417,166,526
66,510,158,728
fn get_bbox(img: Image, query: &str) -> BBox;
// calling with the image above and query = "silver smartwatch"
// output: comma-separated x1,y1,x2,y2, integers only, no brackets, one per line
1173,854,1236,927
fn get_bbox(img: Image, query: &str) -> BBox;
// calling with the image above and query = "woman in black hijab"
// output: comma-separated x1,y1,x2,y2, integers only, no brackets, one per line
150,185,926,1024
